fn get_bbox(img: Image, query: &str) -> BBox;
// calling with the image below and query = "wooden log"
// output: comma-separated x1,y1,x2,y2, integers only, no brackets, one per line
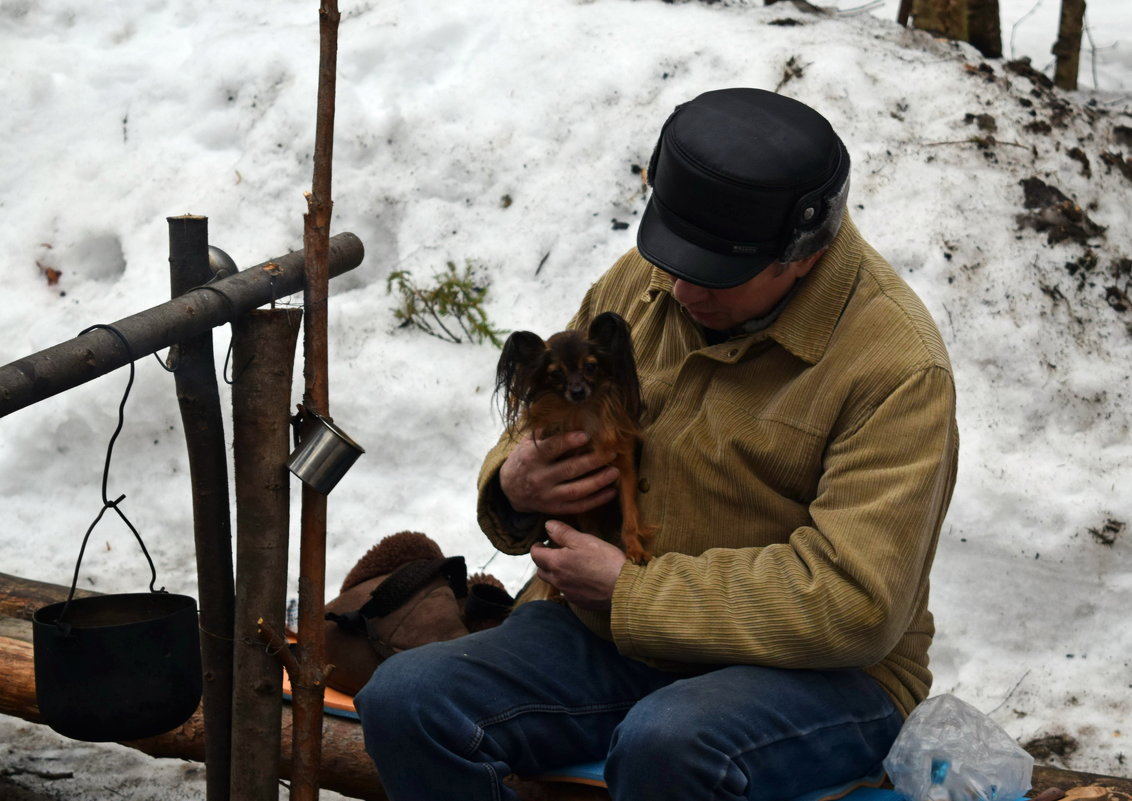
0,572,98,621
4,573,1131,800
0,618,39,723
230,308,303,801
0,231,363,419
169,214,236,801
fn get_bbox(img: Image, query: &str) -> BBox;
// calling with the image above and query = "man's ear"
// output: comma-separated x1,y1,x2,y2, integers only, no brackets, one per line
792,248,828,279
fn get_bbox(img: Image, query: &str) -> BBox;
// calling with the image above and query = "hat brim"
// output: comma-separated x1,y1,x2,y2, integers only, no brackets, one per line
637,199,776,289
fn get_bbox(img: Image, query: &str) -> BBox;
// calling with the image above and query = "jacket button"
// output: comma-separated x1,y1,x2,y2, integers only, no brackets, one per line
638,478,651,493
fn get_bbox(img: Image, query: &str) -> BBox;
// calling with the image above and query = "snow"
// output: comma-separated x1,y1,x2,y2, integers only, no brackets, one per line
1,0,1130,797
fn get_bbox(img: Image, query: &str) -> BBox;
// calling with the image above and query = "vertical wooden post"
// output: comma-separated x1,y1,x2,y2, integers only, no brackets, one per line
290,2,340,799
1053,0,1086,90
230,308,303,801
168,215,235,801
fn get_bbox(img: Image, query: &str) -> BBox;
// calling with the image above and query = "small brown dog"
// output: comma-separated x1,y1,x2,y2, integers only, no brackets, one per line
495,311,653,572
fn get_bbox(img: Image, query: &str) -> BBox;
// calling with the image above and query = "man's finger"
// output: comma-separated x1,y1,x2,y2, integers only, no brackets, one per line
531,429,590,460
544,519,574,546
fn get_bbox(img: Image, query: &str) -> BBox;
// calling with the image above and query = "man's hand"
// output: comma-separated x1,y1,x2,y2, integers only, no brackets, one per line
530,521,628,611
499,431,619,516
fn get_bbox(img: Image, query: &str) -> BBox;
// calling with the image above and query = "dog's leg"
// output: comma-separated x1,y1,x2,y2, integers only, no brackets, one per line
613,450,654,564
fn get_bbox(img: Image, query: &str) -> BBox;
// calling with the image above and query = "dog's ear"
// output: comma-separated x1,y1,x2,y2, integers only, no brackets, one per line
494,331,546,427
587,312,642,423
587,312,631,352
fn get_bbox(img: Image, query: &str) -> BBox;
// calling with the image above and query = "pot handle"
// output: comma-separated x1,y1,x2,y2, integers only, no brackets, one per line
57,325,164,629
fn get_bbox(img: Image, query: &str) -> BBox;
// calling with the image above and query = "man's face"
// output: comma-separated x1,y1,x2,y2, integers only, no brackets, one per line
668,251,823,331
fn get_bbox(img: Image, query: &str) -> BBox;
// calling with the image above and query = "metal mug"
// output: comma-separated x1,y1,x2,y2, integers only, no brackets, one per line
287,411,365,494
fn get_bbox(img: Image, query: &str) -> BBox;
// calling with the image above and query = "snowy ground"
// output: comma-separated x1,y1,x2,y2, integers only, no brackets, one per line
1,0,1130,798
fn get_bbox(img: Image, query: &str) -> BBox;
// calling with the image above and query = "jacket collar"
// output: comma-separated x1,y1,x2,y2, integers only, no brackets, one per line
768,213,861,364
645,214,862,365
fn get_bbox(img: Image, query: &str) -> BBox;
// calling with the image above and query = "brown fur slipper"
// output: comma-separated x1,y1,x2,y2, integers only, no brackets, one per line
339,531,444,591
324,532,469,696
464,572,515,633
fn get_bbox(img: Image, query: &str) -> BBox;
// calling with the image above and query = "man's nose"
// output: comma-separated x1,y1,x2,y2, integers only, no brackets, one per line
672,278,709,304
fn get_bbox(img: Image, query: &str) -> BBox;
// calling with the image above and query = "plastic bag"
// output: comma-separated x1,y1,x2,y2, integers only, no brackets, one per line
883,693,1034,801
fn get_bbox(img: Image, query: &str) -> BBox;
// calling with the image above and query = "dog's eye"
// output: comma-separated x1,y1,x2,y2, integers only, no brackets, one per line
547,364,565,385
583,359,598,376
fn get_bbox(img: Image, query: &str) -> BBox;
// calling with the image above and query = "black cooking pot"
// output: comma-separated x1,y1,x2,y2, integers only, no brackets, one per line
33,591,202,742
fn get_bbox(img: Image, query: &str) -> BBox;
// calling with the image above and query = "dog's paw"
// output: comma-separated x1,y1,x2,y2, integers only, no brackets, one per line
623,544,654,566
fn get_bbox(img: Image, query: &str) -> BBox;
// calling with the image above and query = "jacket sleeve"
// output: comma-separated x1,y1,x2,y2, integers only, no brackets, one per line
475,433,546,555
609,364,958,669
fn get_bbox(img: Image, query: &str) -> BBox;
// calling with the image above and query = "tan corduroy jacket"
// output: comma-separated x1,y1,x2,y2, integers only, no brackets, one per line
477,217,958,715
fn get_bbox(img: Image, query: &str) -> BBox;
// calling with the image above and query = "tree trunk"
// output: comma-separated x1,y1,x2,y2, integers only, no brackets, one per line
910,0,969,42
967,0,1002,57
1053,0,1086,90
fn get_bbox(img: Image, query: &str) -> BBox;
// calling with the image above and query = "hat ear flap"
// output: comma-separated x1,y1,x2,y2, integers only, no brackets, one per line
646,138,661,188
645,101,687,188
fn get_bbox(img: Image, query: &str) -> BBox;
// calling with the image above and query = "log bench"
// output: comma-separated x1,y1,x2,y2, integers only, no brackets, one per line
2,572,1130,801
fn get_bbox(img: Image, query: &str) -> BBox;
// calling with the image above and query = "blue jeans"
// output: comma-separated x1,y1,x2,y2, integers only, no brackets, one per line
355,601,903,801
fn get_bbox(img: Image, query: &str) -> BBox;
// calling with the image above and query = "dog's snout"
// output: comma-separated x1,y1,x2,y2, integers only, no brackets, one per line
567,382,590,403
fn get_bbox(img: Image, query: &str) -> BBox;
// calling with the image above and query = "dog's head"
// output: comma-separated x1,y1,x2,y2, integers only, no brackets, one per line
495,311,640,429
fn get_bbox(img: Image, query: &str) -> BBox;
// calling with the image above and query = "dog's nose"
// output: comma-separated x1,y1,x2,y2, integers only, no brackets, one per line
568,384,589,402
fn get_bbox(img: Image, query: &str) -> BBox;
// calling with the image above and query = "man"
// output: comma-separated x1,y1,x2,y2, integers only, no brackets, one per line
357,88,958,801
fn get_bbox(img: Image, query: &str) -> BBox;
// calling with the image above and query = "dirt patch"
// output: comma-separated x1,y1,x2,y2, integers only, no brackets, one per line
1017,177,1106,245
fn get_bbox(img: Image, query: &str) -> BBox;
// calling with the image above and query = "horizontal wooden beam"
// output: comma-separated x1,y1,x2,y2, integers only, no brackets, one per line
0,232,363,418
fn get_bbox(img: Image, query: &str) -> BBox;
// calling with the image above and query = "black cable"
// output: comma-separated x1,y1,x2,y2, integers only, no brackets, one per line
58,325,164,624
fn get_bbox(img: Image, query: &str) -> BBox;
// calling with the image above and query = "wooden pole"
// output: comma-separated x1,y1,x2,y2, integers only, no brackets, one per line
229,308,303,801
1053,0,1086,90
0,232,363,419
290,2,341,798
168,215,236,801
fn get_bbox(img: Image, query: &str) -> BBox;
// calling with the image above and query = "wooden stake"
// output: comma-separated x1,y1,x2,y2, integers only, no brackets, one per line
230,308,303,801
168,215,235,801
291,2,341,799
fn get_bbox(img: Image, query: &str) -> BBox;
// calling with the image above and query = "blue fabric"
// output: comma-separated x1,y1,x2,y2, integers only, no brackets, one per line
540,761,886,800
355,600,904,801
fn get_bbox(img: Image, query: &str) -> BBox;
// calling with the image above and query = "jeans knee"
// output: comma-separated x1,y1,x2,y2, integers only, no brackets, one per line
607,695,750,800
355,646,445,747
